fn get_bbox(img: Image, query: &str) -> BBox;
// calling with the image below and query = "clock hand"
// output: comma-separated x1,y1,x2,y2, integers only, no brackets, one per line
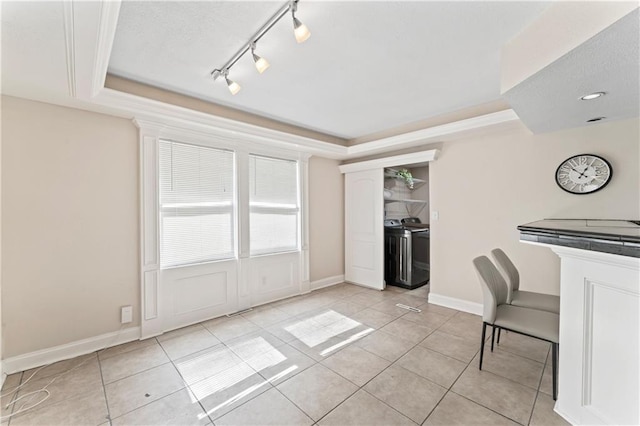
571,168,586,180
574,167,591,180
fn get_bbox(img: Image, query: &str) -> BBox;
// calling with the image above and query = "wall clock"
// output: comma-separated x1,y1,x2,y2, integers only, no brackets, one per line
555,154,612,194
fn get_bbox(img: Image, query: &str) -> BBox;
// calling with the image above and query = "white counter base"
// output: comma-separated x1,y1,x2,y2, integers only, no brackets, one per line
532,243,640,425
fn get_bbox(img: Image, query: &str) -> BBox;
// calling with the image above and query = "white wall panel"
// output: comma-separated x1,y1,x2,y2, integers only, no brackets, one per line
249,253,299,306
161,261,238,330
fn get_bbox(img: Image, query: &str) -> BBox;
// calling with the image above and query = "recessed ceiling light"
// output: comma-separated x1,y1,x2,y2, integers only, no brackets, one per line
586,117,606,122
581,92,606,100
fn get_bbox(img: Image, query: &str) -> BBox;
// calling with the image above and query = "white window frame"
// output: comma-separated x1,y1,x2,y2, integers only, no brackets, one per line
158,139,237,269
248,154,301,257
137,119,310,338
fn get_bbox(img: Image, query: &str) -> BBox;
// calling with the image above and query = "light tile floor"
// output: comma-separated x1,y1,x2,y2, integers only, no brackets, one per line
1,283,570,426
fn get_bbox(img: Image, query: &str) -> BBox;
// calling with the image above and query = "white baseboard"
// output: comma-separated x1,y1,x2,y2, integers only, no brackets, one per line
553,401,579,425
3,326,141,374
310,275,345,291
428,292,483,316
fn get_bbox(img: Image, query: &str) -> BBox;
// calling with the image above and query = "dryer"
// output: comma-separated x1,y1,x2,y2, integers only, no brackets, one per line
384,218,430,289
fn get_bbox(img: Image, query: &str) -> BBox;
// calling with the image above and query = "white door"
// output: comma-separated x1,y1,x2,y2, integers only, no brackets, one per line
344,169,384,289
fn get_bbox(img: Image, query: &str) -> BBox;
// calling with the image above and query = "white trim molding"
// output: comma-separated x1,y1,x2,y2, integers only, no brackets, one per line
345,110,519,159
310,275,345,292
428,292,483,316
3,327,141,375
62,0,76,97
339,149,440,174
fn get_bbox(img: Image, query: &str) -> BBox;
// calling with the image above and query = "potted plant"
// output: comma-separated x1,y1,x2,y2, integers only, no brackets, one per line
395,168,414,189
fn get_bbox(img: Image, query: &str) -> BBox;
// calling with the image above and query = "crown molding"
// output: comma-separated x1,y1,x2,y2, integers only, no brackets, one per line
339,149,440,173
92,1,122,97
343,110,519,159
62,0,76,97
95,88,348,158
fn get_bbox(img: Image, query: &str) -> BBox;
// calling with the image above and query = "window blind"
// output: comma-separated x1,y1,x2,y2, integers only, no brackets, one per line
249,155,299,255
159,141,235,268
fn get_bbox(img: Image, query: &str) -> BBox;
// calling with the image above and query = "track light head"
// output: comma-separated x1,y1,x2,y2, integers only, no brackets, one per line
293,17,310,43
291,2,310,43
251,44,270,74
224,70,241,95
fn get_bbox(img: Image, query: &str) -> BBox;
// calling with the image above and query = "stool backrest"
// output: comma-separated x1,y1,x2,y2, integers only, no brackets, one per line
473,255,509,324
491,248,520,302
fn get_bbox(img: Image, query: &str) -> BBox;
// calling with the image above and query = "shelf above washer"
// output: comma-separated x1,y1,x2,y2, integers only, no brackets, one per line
384,168,426,190
384,199,427,204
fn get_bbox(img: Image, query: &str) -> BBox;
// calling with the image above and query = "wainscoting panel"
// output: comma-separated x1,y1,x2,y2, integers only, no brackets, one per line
249,252,300,307
160,260,238,331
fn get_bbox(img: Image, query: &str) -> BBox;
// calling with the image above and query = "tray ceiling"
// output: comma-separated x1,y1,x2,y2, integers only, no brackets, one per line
108,1,550,139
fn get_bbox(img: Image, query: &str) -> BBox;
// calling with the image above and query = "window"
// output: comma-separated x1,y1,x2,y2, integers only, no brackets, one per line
159,141,234,268
249,155,299,255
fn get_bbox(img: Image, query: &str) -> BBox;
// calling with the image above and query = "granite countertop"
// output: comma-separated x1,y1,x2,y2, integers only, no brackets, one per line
518,219,640,258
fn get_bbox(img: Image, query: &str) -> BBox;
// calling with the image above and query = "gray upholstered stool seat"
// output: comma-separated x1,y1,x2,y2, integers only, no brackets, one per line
511,290,560,314
491,248,560,314
494,305,559,343
473,255,560,400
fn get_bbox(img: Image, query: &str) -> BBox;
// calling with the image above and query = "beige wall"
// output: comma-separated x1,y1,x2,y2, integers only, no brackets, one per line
429,118,640,304
308,157,345,282
1,96,139,357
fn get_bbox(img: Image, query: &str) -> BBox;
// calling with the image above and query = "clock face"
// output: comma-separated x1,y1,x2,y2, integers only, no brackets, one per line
555,154,612,194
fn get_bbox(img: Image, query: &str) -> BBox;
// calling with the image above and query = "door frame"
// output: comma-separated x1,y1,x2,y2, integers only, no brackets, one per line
339,150,440,290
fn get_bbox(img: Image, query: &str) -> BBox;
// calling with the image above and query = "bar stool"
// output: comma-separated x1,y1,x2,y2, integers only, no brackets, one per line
473,255,559,400
491,248,560,314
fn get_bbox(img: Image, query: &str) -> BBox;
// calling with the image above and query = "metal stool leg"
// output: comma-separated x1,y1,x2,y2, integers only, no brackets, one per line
552,342,558,400
491,325,496,351
479,322,487,370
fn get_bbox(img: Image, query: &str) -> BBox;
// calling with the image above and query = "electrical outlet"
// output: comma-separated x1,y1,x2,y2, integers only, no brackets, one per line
121,306,133,324
431,211,439,220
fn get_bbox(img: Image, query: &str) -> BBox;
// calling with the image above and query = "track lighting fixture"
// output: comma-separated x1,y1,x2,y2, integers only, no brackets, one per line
251,43,270,74
211,0,311,94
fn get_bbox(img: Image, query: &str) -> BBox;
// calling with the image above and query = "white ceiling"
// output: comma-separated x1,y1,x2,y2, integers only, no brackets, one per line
504,8,639,133
108,1,550,139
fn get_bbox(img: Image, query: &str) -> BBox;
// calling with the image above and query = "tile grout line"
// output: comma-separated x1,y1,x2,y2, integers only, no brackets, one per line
156,335,222,425
527,346,551,425
449,390,528,426
96,350,114,426
3,371,24,426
